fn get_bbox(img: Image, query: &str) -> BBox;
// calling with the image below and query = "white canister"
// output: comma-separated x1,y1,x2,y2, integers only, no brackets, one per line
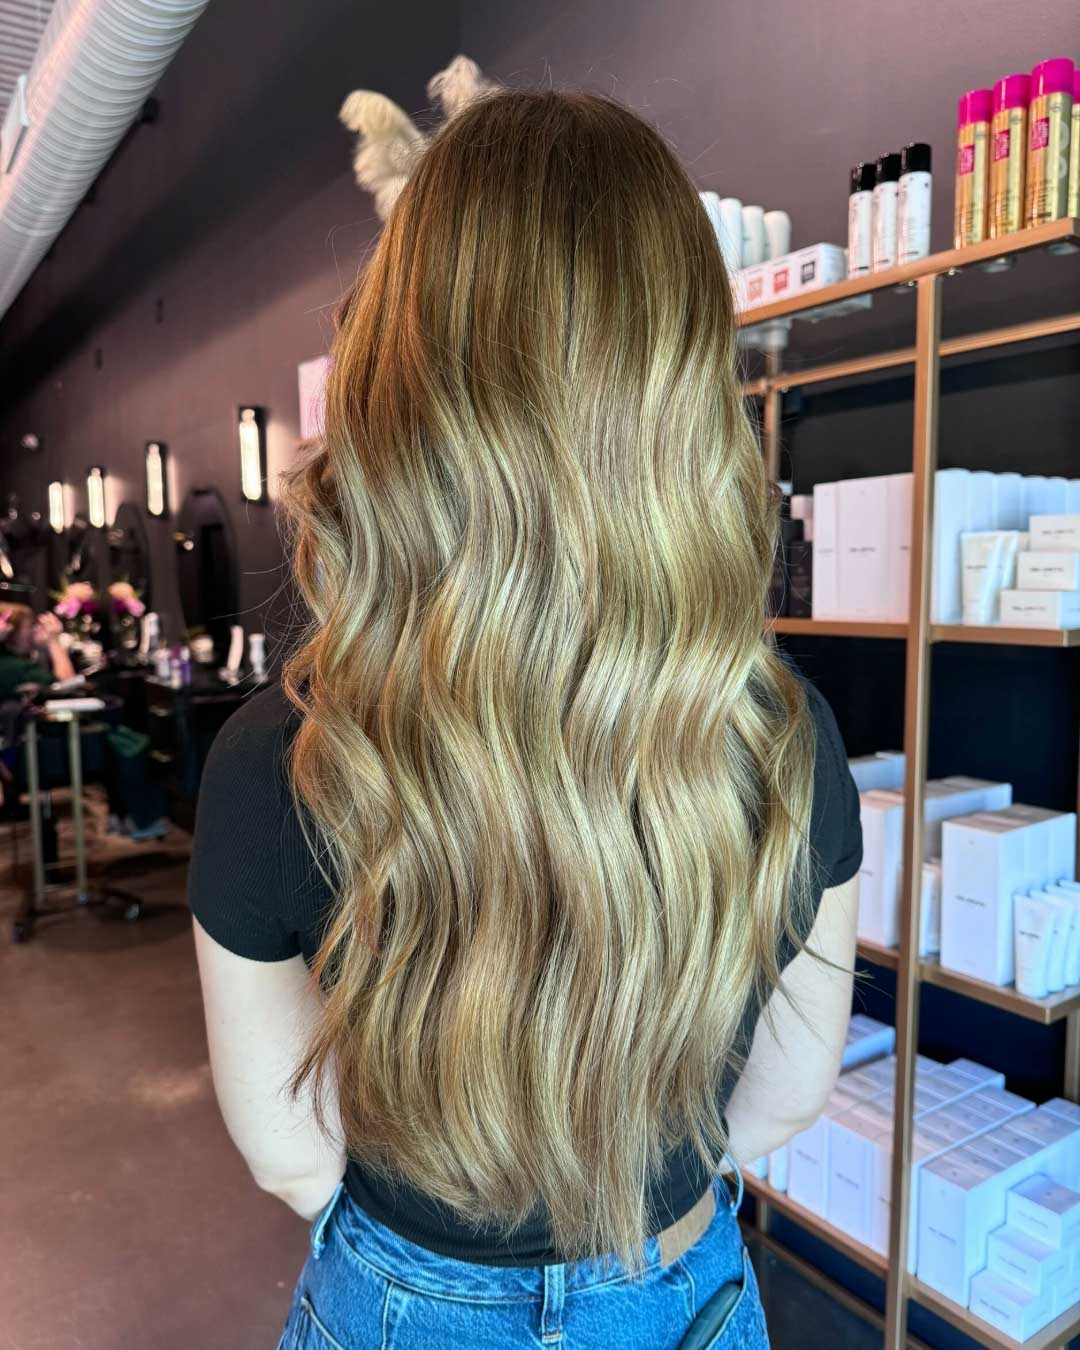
897,142,932,263
871,153,901,272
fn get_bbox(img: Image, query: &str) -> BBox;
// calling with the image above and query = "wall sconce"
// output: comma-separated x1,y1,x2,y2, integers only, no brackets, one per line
238,405,267,503
48,481,66,533
145,441,168,517
87,465,106,528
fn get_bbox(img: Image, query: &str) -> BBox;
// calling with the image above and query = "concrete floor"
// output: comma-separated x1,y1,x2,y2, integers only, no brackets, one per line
1,799,879,1350
1,803,307,1350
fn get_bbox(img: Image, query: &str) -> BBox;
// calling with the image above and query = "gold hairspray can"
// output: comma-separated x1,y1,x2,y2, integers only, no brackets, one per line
1024,58,1074,226
989,75,1029,238
1068,69,1080,219
955,89,991,247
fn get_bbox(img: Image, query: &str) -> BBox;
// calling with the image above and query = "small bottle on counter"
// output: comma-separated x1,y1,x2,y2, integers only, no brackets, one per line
871,153,901,272
1024,58,1074,227
179,644,192,685
989,75,1030,239
897,143,932,263
847,162,875,277
955,89,991,247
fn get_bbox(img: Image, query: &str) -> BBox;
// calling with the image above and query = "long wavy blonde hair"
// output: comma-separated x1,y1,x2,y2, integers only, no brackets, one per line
282,89,816,1272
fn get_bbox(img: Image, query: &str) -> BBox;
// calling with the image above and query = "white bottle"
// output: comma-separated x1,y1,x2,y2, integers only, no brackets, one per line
847,162,875,277
717,197,743,272
249,632,266,681
897,142,933,264
763,210,791,261
741,205,766,264
871,152,901,272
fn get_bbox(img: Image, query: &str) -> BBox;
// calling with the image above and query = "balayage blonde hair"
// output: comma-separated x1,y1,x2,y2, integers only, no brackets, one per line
282,89,816,1273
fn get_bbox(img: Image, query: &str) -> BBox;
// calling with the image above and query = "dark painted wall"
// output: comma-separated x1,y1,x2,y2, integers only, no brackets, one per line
0,0,459,650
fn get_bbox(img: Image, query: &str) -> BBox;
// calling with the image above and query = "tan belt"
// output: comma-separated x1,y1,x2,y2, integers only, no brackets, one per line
657,1185,718,1267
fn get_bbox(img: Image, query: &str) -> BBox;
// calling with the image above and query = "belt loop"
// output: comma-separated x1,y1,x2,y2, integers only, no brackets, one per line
311,1181,345,1260
540,1263,566,1344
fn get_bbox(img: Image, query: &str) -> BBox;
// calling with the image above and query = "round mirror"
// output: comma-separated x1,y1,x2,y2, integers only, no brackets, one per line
175,486,239,666
106,502,152,661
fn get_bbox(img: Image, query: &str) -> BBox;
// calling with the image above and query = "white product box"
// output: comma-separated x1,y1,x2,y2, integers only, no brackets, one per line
940,813,1030,985
920,860,942,956
918,1137,1044,1305
1017,552,1080,592
1027,480,1071,518
838,476,889,619
787,1077,888,1213
793,243,847,292
999,807,1078,890
993,473,1024,531
968,1269,1055,1341
931,469,970,624
884,472,913,621
827,1103,895,1243
746,1155,768,1178
1052,1260,1080,1316
1069,481,1080,515
767,1146,788,1192
843,1013,896,1068
739,264,769,310
768,254,799,302
924,778,1013,858
950,1061,1009,1092
841,1058,898,1097
858,790,904,946
1030,515,1080,553
988,1225,1070,1295
848,753,905,793
812,482,839,619
1006,1109,1080,1189
1000,589,1080,629
1008,1174,1080,1249
968,1085,1034,1120
1042,1099,1080,1127
790,495,813,522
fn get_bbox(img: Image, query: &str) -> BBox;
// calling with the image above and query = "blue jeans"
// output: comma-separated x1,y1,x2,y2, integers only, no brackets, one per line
276,1171,769,1349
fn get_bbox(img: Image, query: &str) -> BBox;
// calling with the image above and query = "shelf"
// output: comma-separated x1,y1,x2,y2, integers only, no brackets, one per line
737,217,1079,327
768,618,908,640
920,959,1080,1025
857,939,899,970
910,1277,1080,1350
742,1172,889,1278
931,625,1080,648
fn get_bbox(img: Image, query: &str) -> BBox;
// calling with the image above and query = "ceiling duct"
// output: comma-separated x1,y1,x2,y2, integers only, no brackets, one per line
0,0,211,321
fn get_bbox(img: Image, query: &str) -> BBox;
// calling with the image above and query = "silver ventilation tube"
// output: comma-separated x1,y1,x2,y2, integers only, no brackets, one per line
0,0,211,320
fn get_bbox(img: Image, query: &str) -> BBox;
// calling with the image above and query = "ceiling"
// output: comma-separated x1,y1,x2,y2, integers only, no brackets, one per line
0,0,54,114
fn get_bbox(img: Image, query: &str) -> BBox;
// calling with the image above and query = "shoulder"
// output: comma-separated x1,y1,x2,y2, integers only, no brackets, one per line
204,681,299,783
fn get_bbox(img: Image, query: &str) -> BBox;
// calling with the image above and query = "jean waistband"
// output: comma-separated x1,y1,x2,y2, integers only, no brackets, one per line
316,1163,743,1302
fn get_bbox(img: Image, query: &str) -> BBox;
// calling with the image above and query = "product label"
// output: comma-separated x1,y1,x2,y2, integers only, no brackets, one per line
747,274,764,302
773,266,789,294
1031,117,1050,152
800,260,816,284
958,144,975,175
992,128,1010,161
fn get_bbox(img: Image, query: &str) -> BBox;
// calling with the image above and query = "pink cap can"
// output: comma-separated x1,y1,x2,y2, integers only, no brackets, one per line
957,88,992,128
1030,58,1075,98
1074,70,1080,100
992,74,1030,113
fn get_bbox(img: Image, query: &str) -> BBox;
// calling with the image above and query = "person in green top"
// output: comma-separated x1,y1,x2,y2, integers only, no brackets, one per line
0,605,76,699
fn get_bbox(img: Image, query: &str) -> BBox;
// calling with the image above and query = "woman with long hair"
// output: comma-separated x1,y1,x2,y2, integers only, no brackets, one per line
190,89,860,1348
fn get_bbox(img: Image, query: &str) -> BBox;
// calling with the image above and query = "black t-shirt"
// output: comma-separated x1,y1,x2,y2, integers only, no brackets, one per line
188,676,861,1265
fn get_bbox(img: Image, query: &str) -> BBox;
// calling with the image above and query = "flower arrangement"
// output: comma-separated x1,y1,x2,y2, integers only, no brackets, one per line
53,581,98,619
108,581,145,618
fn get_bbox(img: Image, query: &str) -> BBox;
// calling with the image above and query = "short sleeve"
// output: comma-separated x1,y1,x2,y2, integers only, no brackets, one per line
187,688,301,962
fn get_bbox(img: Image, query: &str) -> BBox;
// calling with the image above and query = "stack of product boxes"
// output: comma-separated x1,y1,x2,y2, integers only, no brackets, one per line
940,804,1078,995
752,1032,1080,1337
804,471,1080,627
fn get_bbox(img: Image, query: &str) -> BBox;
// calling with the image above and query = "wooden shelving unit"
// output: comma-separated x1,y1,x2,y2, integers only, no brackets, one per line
745,219,1080,1350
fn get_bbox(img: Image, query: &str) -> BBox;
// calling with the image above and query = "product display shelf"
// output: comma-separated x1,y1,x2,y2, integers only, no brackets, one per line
920,960,1080,1025
910,1278,1080,1350
768,619,1080,647
737,216,1079,330
741,1172,889,1279
856,938,900,970
744,213,1080,1350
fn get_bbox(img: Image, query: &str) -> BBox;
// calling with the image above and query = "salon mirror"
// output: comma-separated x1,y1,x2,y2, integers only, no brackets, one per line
106,502,152,661
175,486,239,666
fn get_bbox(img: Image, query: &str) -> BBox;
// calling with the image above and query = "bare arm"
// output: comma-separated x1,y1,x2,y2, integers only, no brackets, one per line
33,614,76,682
725,875,859,1165
192,916,348,1220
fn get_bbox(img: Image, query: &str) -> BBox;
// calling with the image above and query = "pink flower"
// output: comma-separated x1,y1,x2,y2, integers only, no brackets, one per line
55,597,81,619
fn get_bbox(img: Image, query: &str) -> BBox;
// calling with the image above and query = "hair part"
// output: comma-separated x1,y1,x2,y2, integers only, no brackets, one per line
282,88,815,1273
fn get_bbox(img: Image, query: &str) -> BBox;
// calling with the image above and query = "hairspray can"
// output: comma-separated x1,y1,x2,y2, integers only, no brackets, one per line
847,162,875,277
989,75,1030,238
1068,70,1080,219
955,89,991,246
897,143,932,263
1024,58,1074,226
872,153,901,272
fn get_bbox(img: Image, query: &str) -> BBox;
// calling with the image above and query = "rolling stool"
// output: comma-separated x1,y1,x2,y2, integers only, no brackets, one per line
12,705,143,942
